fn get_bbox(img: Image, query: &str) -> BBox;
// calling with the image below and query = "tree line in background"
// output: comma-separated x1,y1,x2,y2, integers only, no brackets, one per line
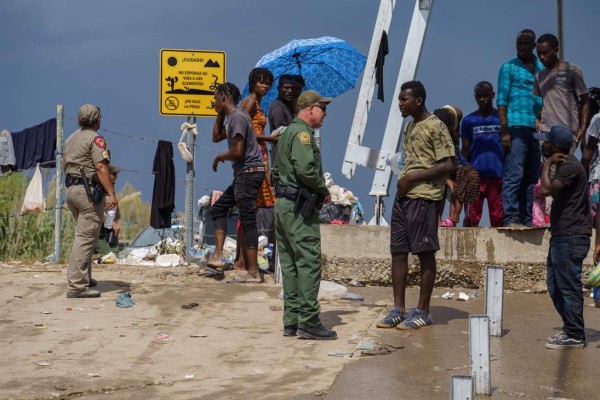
0,171,150,262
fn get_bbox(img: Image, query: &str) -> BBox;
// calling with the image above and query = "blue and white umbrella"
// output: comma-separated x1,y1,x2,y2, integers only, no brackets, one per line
243,36,367,114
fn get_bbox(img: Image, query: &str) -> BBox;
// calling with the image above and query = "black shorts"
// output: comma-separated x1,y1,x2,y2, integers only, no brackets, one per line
390,195,440,254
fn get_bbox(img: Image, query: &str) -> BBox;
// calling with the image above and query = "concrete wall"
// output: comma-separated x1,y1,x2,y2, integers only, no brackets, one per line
321,224,595,265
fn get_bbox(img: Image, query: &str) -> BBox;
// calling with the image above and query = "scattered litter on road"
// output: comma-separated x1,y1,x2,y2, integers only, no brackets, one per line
254,368,266,374
344,291,364,301
457,292,469,301
190,334,208,338
35,324,47,330
86,373,101,377
181,302,199,309
349,279,364,287
157,333,174,343
37,361,51,366
14,295,23,299
73,307,84,311
471,291,479,298
185,374,194,379
327,351,353,358
31,353,38,357
81,327,102,332
65,307,72,311
355,341,375,351
442,291,455,300
269,305,283,311
360,344,403,356
42,311,52,314
116,292,135,308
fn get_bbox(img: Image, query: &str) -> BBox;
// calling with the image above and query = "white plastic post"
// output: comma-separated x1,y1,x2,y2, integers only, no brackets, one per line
451,375,473,400
469,315,491,395
485,265,505,337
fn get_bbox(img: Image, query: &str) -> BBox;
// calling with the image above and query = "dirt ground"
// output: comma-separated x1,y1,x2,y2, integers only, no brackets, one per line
0,261,386,400
3,260,598,400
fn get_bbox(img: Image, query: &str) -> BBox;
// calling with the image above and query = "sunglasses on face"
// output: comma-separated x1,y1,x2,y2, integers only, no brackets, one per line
312,103,327,112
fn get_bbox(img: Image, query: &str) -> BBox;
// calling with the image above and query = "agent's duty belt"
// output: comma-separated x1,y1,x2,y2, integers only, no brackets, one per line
65,175,91,188
275,184,299,201
242,166,266,173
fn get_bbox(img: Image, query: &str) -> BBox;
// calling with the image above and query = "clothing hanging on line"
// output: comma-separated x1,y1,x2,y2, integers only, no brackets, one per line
376,31,389,102
10,118,57,170
0,129,17,174
150,140,175,229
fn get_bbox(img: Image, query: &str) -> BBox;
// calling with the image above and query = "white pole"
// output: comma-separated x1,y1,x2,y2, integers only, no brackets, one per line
53,105,64,263
185,117,196,262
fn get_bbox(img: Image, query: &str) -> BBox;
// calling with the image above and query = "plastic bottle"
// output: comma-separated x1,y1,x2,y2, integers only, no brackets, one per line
387,152,405,175
104,208,116,229
349,206,359,225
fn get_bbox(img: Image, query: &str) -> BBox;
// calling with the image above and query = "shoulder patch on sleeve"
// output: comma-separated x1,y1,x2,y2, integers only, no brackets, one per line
102,150,110,160
94,136,107,149
298,132,311,145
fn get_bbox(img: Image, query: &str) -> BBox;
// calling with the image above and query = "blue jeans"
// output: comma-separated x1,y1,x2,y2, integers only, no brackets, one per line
502,126,540,225
546,235,590,340
211,171,265,248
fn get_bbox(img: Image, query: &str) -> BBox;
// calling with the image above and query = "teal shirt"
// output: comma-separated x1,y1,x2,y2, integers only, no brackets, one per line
497,56,544,128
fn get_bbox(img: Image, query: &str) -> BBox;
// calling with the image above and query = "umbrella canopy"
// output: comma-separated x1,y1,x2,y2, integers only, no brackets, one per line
242,36,366,115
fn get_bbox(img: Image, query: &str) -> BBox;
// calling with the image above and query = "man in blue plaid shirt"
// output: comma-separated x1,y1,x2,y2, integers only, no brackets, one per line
497,29,544,227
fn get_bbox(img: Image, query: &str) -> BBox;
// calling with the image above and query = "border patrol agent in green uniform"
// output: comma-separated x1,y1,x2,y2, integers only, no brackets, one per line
272,90,337,340
63,104,118,298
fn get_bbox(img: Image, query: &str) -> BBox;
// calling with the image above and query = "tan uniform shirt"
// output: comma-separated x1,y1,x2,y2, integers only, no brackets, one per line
63,129,109,178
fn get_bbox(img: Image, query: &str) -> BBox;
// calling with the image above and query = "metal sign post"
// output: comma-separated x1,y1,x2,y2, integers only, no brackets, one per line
451,375,473,400
184,116,196,262
485,265,505,337
53,105,64,263
469,315,491,395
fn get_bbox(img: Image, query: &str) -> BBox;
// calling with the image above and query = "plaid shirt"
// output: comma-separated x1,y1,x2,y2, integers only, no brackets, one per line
497,56,544,128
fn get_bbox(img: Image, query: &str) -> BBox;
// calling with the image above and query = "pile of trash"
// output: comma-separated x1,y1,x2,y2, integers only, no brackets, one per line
117,237,186,267
319,172,365,225
188,235,274,272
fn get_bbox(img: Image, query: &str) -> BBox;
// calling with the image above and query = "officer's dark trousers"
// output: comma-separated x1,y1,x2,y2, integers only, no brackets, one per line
275,197,321,328
211,171,265,248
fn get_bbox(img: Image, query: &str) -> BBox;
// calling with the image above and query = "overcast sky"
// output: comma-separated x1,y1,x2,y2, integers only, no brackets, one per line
1,0,599,225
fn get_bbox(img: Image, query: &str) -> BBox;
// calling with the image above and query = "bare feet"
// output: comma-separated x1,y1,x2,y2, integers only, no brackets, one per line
207,256,224,269
233,260,247,271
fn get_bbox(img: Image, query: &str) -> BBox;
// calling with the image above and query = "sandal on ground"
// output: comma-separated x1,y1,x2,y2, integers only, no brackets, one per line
440,217,456,227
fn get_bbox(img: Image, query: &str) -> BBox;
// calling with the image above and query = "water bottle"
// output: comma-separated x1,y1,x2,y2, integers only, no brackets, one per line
387,152,405,175
313,129,321,148
104,208,116,229
349,206,359,225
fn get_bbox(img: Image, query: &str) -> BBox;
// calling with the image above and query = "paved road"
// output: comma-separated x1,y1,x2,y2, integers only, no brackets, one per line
326,287,600,399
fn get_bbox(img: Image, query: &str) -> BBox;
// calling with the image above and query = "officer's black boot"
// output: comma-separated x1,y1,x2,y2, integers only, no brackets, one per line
283,325,298,337
297,324,337,340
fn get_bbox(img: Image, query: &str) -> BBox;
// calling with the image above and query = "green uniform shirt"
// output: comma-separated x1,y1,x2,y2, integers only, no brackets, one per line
272,117,329,199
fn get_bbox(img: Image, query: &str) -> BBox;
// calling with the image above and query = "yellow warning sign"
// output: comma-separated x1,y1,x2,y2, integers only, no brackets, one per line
160,49,226,117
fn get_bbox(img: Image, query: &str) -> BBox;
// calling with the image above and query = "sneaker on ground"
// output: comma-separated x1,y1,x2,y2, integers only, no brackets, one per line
396,308,432,330
548,331,564,341
545,332,586,349
66,289,101,298
297,324,337,340
376,307,407,328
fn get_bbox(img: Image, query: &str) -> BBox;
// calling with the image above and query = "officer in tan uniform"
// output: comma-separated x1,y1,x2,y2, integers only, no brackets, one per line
63,104,117,298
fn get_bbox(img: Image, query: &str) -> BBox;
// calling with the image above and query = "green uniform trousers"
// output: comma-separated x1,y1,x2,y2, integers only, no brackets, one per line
66,185,104,291
275,198,322,328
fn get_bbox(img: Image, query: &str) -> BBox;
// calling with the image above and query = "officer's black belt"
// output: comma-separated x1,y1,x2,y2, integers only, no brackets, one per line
275,185,299,201
65,175,90,188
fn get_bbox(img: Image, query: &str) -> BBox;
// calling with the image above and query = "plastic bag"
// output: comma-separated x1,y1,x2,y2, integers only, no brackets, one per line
21,164,45,214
